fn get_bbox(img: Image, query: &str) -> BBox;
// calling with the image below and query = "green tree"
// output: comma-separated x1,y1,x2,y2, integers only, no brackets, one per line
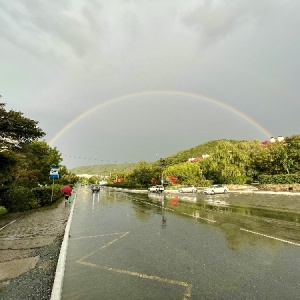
200,140,261,184
285,135,300,173
128,161,156,187
88,175,99,184
0,150,18,184
0,103,46,186
0,103,45,150
251,141,292,175
11,141,63,187
58,166,78,186
163,162,204,185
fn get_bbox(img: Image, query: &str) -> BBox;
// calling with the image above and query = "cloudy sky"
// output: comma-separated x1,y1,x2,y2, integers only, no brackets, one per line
1,0,299,168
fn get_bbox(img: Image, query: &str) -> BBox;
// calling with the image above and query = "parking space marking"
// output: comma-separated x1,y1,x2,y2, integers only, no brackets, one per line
74,231,192,299
78,261,192,300
76,231,130,263
240,228,300,247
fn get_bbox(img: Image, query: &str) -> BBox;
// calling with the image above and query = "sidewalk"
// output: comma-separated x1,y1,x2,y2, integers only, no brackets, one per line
0,200,71,299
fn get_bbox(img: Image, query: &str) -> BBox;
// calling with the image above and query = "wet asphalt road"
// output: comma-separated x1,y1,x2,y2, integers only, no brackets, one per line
61,186,300,299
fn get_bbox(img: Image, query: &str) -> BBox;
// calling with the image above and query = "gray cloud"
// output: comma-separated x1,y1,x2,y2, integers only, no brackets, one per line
183,0,270,44
0,0,299,168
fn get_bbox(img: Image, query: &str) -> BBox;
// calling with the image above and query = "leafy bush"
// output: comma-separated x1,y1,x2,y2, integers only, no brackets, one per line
258,174,300,184
198,179,213,187
106,182,147,189
0,206,8,215
1,186,39,212
32,185,62,206
0,186,9,206
223,175,251,185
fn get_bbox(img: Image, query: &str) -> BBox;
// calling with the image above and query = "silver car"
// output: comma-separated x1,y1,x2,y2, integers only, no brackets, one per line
148,185,164,193
178,185,197,193
203,184,229,195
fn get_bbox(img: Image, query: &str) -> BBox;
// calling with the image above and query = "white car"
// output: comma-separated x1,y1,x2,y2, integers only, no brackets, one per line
148,185,164,193
178,185,197,193
203,184,229,195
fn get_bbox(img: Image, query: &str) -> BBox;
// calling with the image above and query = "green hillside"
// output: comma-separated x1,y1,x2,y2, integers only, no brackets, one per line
163,139,249,166
71,163,137,176
71,139,253,174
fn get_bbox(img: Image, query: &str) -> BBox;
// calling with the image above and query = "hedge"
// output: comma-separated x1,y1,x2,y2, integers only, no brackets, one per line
32,185,63,206
1,186,39,212
257,174,300,184
0,185,63,212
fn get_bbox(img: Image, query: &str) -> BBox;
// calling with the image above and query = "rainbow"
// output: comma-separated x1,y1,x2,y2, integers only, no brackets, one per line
48,90,272,145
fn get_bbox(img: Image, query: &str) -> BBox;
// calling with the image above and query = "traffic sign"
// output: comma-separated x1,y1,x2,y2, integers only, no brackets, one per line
50,166,60,179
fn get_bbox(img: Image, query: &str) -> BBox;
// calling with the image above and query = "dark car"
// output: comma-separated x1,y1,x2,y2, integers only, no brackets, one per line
91,184,100,192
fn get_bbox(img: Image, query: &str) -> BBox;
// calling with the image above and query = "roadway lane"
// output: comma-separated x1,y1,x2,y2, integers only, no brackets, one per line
61,186,300,299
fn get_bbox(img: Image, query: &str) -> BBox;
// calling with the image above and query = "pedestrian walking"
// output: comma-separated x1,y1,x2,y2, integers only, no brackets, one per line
61,185,72,206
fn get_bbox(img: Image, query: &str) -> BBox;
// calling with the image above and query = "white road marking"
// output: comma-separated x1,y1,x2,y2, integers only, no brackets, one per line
76,231,130,263
240,228,300,247
78,260,192,299
72,232,128,240
75,231,193,299
51,193,77,300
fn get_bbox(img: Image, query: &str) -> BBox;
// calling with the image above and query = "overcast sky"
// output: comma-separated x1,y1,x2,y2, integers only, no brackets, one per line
1,0,300,168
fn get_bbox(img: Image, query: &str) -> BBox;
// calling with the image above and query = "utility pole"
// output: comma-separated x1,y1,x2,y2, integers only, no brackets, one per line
160,158,165,185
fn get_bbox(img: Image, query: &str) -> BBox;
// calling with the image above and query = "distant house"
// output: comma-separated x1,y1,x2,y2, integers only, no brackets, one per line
263,136,285,146
188,154,210,163
113,178,123,183
76,174,94,179
262,140,270,146
188,157,202,163
277,136,284,142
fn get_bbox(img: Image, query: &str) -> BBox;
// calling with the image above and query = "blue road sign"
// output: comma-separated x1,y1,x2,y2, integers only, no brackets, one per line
50,166,60,179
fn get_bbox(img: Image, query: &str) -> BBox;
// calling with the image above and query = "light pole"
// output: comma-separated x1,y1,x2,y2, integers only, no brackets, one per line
156,154,165,185
160,158,165,185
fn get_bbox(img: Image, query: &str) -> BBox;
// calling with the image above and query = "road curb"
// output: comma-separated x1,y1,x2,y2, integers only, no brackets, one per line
50,194,76,300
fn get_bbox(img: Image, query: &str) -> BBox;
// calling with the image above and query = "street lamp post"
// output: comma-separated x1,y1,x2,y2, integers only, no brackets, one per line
160,158,165,185
156,154,165,185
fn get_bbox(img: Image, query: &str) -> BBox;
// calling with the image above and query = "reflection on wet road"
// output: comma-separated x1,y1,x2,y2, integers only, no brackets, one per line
62,186,300,299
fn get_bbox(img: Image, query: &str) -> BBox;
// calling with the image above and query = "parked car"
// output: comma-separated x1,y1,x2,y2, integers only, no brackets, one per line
178,185,197,193
148,185,164,193
203,184,229,195
91,184,100,192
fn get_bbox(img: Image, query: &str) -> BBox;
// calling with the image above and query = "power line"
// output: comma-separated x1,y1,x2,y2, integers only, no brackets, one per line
61,154,134,165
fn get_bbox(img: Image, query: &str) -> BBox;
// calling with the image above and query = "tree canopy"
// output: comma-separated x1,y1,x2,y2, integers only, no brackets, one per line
0,104,76,188
0,103,45,150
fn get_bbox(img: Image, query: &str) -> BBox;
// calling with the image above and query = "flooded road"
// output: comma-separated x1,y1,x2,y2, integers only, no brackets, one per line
61,187,300,299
